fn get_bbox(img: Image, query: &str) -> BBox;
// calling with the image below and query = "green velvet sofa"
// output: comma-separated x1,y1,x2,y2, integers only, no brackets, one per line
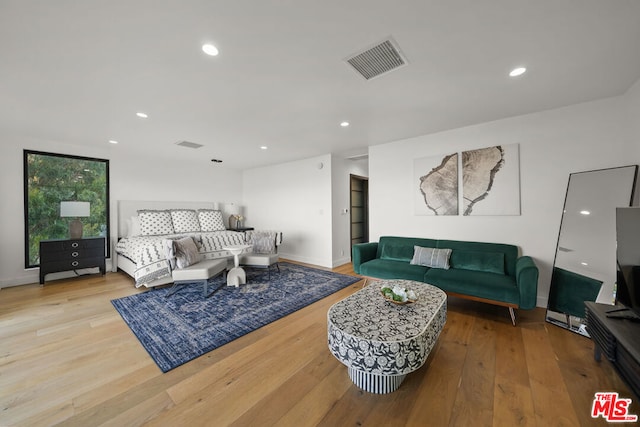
352,236,539,325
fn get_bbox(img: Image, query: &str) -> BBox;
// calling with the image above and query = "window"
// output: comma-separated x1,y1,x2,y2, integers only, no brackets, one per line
23,150,110,268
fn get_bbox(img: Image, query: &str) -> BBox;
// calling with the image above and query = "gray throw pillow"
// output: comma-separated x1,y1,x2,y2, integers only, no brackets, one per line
173,236,202,269
410,246,452,269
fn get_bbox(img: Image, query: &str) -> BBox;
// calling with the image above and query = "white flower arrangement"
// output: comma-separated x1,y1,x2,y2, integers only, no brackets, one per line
381,284,418,304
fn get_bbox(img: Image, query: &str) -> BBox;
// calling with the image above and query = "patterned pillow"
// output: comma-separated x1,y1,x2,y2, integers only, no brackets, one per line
137,210,174,236
170,209,201,233
197,209,226,231
248,231,277,254
409,246,452,269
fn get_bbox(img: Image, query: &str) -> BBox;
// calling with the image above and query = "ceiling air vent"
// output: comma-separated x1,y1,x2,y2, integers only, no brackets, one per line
345,37,407,81
175,140,203,149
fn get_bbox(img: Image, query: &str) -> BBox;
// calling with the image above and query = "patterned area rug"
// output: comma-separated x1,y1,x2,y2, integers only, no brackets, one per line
111,262,360,372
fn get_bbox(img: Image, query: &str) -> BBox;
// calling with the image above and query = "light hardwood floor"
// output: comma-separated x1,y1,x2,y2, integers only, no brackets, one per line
1,262,638,426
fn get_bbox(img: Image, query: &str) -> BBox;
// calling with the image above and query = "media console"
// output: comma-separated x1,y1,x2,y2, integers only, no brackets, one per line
585,301,640,399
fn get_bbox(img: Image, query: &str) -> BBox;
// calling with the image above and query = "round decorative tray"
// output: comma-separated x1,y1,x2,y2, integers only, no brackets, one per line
381,291,416,305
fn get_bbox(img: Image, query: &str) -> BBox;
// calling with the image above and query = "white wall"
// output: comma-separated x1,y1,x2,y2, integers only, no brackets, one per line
627,79,640,206
626,78,640,173
242,154,333,267
0,133,242,287
369,90,640,308
331,154,369,267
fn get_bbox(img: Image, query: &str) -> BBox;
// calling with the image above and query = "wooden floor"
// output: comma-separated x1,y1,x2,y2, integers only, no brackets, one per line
1,262,638,427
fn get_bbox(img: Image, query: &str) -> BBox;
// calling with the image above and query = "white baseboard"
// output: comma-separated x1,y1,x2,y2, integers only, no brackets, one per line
331,256,351,268
0,259,114,289
278,252,332,269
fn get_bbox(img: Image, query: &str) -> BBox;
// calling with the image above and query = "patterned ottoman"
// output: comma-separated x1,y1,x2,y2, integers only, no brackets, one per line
327,279,447,394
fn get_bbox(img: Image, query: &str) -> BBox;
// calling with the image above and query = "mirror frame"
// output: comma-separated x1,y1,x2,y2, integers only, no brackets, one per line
546,165,638,336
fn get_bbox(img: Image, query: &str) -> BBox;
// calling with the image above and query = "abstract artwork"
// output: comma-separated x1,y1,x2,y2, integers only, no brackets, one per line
414,153,458,215
462,144,520,215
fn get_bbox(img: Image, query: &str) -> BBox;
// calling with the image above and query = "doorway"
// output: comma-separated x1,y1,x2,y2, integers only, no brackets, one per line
350,174,369,258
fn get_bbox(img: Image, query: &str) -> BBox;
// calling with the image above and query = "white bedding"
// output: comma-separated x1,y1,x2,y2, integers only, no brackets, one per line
116,231,247,287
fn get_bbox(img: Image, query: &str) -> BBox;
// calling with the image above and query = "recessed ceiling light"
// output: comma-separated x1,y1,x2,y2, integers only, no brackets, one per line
509,67,526,77
202,44,219,56
580,210,591,215
136,112,148,118
108,140,118,144
340,121,350,127
260,146,268,150
581,262,589,266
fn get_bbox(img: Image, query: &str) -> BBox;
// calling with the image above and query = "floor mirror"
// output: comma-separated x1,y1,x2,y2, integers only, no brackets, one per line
546,165,638,336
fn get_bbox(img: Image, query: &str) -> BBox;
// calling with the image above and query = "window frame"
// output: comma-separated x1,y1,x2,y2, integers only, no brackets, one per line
23,150,110,268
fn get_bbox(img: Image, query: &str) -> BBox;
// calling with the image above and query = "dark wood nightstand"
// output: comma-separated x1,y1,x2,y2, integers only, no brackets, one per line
39,237,106,284
229,227,254,232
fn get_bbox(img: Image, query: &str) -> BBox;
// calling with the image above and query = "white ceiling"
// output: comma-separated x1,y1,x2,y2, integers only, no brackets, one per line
1,0,640,169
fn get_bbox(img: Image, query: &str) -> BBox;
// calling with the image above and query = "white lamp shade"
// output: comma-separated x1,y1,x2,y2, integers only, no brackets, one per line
60,201,90,217
226,203,242,216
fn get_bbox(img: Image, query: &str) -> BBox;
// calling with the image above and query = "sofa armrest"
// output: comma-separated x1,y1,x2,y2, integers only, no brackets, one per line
352,242,379,274
515,256,539,309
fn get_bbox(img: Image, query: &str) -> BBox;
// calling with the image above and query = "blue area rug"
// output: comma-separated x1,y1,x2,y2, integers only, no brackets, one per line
111,262,360,372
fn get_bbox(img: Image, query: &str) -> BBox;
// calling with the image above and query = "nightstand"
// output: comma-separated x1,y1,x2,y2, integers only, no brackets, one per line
39,237,106,284
229,227,254,232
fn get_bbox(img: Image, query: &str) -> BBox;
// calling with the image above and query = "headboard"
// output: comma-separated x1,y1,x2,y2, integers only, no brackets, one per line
117,200,216,238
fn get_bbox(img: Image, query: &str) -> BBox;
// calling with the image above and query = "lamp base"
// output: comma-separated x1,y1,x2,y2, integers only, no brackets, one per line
69,219,84,239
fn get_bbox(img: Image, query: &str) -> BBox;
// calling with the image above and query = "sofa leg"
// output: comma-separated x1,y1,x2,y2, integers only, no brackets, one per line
509,307,516,326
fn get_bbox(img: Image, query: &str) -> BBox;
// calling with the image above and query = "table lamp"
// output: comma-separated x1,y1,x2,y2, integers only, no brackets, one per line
60,201,90,239
226,203,243,229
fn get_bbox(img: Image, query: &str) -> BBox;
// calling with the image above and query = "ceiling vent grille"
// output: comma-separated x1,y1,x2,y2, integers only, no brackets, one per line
175,140,203,149
345,38,407,80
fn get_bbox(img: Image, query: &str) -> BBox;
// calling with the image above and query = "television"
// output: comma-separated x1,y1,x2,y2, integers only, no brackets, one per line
608,207,640,320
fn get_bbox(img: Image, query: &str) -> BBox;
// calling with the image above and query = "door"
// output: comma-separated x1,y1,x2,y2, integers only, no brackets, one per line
350,174,369,257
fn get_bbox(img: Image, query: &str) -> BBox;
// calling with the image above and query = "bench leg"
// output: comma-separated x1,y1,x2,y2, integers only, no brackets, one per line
204,269,226,298
166,282,185,298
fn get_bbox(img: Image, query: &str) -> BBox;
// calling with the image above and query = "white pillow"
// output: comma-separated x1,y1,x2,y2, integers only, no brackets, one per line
197,209,226,232
138,210,174,236
170,209,201,233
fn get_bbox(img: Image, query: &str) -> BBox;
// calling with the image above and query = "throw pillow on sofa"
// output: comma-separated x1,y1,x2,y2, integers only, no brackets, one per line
163,236,203,269
449,250,505,275
410,246,452,269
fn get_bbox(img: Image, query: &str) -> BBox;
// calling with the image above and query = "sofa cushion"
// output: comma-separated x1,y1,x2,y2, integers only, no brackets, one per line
410,246,452,269
437,240,518,277
450,250,505,275
378,236,438,262
425,268,519,305
360,259,429,282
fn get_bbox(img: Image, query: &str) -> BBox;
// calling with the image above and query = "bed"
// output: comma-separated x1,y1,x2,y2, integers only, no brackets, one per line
114,200,277,289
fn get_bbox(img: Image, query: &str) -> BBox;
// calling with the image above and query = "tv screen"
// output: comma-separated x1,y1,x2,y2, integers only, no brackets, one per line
613,207,640,319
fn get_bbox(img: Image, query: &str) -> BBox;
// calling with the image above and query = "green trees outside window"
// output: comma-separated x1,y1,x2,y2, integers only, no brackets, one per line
23,150,110,268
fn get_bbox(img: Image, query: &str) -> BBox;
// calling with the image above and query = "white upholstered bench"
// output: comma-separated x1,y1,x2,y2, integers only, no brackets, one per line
239,253,280,280
168,258,227,297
